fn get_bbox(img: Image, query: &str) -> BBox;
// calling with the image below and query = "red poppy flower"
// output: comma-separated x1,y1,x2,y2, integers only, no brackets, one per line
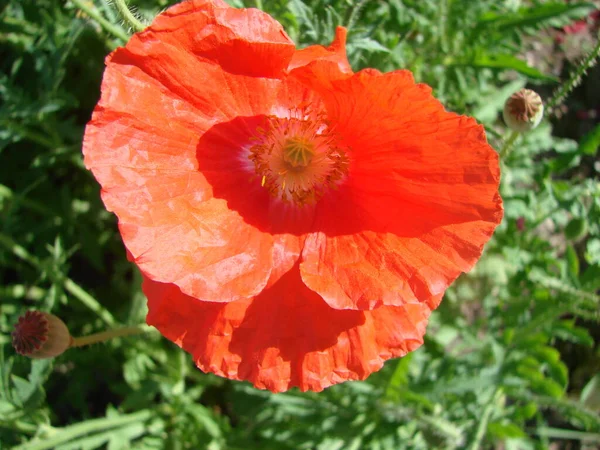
83,0,502,392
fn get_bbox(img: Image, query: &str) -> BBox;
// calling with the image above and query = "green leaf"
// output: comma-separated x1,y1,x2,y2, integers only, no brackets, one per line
551,320,594,347
579,123,600,156
348,37,391,53
565,218,588,240
514,402,538,421
10,375,40,409
585,239,600,265
479,2,596,31
461,54,557,81
185,404,223,439
532,347,569,387
564,244,581,286
581,374,600,410
516,364,565,398
581,264,600,291
13,409,154,450
488,421,527,439
385,353,412,400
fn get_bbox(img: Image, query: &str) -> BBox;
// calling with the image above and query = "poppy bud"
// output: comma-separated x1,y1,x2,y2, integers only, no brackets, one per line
503,89,544,132
12,311,72,359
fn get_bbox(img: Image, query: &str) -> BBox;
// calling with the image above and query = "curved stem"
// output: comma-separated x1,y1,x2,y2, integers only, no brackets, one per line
346,0,370,31
112,0,145,32
546,31,600,117
499,130,519,159
70,0,129,42
70,324,150,348
468,388,502,450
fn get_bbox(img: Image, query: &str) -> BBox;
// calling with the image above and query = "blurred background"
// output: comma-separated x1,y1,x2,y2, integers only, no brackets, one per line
1,0,599,448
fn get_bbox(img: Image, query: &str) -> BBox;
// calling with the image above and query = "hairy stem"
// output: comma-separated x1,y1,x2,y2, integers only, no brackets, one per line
469,388,503,450
70,0,129,42
112,0,145,32
499,130,519,159
546,31,600,117
0,233,117,326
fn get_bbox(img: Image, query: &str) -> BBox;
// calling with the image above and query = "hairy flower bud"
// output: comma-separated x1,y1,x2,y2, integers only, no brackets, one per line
503,89,544,132
12,311,72,359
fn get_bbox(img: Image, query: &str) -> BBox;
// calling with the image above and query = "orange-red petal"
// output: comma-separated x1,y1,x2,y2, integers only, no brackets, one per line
288,26,352,74
83,1,308,301
145,266,434,392
299,69,502,310
134,0,295,78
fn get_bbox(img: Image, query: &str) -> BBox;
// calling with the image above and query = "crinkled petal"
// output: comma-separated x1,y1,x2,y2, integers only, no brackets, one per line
135,0,296,78
144,266,434,393
84,62,279,302
288,26,352,73
288,27,353,92
82,0,307,301
300,69,502,310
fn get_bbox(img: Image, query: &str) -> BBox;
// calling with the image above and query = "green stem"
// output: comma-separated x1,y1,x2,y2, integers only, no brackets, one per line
346,0,370,31
63,278,117,326
546,31,600,117
13,410,153,450
0,183,61,220
0,233,117,326
499,130,519,159
254,0,263,10
0,420,37,435
113,0,145,32
528,270,600,304
0,285,46,301
468,388,502,450
70,0,129,42
70,324,151,348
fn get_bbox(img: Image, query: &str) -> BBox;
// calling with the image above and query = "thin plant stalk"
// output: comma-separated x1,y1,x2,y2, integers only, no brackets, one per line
0,232,117,326
70,324,151,348
70,0,129,42
112,0,145,32
546,31,600,117
499,130,519,159
469,388,503,450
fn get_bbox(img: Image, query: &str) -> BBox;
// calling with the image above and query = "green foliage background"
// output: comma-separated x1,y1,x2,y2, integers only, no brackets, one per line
1,0,600,448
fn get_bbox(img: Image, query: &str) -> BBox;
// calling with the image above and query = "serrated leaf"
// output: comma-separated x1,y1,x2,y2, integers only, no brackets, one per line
552,320,594,347
348,37,391,53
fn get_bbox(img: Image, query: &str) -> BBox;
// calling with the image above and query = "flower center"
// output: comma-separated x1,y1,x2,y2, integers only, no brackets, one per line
249,109,348,206
282,137,315,168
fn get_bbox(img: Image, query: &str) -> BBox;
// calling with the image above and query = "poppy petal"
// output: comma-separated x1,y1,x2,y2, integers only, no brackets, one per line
300,69,502,310
144,266,434,393
83,45,291,303
132,0,296,78
288,26,352,74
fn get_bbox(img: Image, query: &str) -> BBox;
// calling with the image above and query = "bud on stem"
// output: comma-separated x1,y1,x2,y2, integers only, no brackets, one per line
12,310,149,359
503,89,544,132
12,311,72,359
